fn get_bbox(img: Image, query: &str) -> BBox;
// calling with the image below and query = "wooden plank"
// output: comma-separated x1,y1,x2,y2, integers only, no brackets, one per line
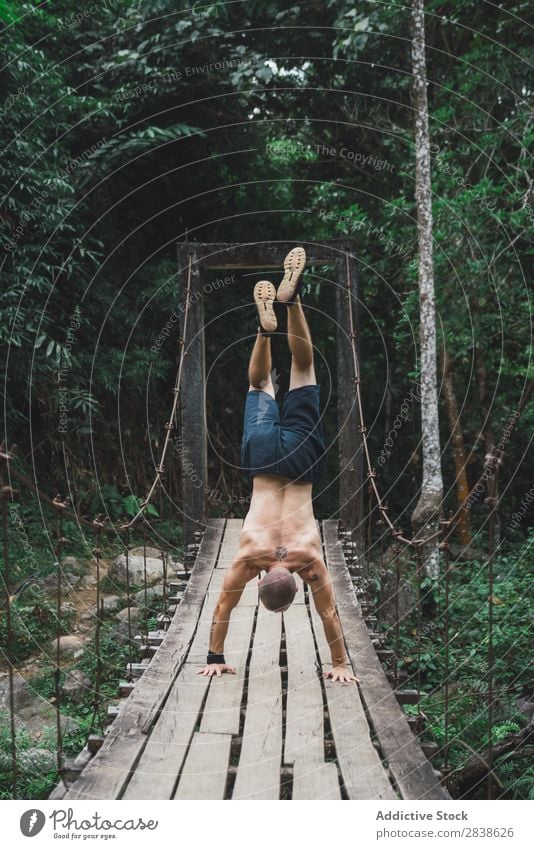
186,240,356,269
215,518,243,567
122,664,209,800
232,607,283,800
186,521,242,661
48,783,67,800
207,566,257,606
308,592,396,800
322,521,450,800
63,521,225,800
187,519,250,665
283,604,324,764
292,760,341,800
199,605,255,735
173,732,232,800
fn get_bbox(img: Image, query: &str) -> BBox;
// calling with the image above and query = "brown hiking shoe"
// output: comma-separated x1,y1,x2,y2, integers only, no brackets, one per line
254,280,277,333
277,246,306,303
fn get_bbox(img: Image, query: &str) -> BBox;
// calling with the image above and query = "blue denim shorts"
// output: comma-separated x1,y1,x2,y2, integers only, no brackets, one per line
240,385,327,484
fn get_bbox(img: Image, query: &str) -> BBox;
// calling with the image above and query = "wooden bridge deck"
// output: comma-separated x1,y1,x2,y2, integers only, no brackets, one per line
53,519,449,801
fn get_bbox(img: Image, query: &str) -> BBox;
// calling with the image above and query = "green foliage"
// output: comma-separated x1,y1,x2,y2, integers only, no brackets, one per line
388,536,534,799
0,0,531,800
0,592,75,665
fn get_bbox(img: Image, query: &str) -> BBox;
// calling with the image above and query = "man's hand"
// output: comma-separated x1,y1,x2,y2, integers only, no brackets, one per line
324,666,359,684
196,663,236,678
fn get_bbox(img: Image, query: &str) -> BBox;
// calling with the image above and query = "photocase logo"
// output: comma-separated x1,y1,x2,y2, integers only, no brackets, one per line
20,809,46,837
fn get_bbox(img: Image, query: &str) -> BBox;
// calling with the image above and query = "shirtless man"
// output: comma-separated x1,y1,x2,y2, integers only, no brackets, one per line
197,247,357,685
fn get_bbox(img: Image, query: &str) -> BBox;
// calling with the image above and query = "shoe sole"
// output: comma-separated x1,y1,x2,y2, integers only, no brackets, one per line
277,246,306,302
254,281,277,332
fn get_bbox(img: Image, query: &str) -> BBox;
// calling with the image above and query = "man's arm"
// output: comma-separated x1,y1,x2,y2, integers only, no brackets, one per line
308,563,359,684
196,558,251,677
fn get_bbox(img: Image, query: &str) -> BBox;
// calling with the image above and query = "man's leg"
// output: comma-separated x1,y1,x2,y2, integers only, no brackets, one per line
287,296,316,389
248,330,275,397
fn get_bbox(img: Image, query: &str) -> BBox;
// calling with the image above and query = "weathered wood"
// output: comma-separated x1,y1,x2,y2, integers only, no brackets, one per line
322,520,450,800
283,604,324,765
186,240,355,269
232,607,283,800
199,605,255,735
122,664,210,800
335,256,364,559
174,732,232,800
63,521,224,800
215,518,243,568
308,590,397,800
292,760,341,800
177,246,208,549
186,518,245,664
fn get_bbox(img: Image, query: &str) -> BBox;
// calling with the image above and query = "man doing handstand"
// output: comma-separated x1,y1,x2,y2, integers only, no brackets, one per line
198,247,357,685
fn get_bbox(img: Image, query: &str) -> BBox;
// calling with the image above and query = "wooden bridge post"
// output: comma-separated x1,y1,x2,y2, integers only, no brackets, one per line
177,246,207,548
335,254,364,559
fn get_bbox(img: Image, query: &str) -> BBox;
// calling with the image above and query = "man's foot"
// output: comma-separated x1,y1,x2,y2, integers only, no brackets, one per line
254,280,277,333
277,246,306,303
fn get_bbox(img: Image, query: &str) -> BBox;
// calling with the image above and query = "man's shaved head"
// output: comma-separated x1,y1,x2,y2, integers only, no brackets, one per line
258,565,297,612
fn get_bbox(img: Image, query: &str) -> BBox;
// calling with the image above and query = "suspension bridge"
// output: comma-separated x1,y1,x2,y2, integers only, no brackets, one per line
2,242,528,801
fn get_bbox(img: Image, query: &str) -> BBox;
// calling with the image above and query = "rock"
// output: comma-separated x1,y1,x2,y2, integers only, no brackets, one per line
41,571,81,594
80,574,97,588
113,607,142,642
110,553,166,586
129,546,165,559
61,556,83,574
61,668,92,700
134,584,165,605
0,747,56,774
115,606,142,623
48,635,85,658
85,595,123,617
0,673,82,739
0,673,35,712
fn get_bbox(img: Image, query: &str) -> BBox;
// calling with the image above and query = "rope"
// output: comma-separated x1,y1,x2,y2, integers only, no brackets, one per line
122,253,194,530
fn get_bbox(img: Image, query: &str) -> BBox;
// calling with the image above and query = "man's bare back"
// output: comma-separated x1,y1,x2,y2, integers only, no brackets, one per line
239,474,321,576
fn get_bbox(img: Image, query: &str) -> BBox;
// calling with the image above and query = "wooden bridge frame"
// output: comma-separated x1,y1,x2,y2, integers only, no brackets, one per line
50,519,449,801
176,239,364,554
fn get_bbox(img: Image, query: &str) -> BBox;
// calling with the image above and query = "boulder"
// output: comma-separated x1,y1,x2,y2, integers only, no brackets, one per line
0,747,56,775
134,584,165,605
113,607,142,642
0,674,81,739
83,595,123,618
61,556,83,574
80,574,97,588
47,635,85,659
0,673,35,712
41,571,81,594
129,546,164,559
110,553,166,586
115,606,142,623
60,668,92,700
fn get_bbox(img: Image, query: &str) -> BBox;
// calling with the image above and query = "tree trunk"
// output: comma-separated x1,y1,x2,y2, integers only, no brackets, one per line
474,341,500,553
410,0,443,577
442,348,471,546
